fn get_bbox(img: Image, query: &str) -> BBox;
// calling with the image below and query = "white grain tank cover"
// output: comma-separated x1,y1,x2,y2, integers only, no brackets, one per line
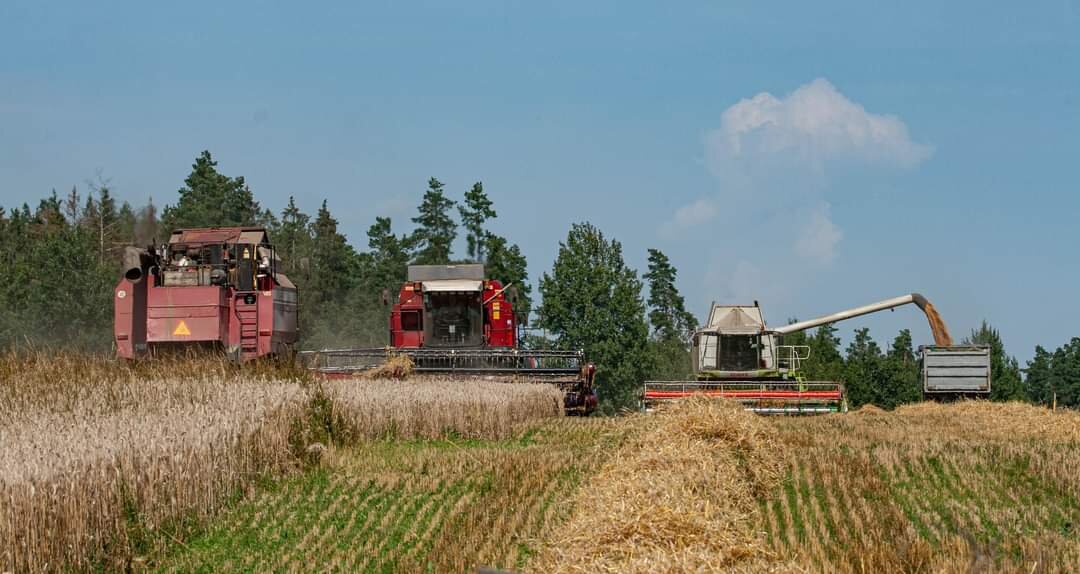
697,304,773,371
706,304,767,334
421,280,483,292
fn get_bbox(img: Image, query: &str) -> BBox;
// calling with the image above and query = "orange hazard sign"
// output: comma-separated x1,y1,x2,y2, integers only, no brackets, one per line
173,321,191,336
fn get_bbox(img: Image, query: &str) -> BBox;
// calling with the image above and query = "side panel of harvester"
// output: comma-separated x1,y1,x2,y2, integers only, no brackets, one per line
270,278,300,355
390,283,425,348
484,284,515,347
114,278,147,358
146,277,228,345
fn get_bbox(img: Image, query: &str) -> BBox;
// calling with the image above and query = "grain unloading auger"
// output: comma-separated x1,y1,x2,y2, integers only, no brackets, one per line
643,293,962,414
299,265,598,415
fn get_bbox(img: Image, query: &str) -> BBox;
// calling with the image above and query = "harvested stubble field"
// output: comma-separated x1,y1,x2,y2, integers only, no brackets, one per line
761,402,1080,573
528,397,795,573
154,417,631,573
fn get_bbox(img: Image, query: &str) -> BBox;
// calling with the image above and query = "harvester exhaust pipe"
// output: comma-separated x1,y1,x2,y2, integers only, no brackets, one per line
122,246,153,283
772,292,953,346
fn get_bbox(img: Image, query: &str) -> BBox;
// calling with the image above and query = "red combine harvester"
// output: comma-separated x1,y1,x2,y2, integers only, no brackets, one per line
114,227,299,361
301,264,598,414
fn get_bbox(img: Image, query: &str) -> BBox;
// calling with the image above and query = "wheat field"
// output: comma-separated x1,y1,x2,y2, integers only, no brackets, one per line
0,354,567,573
325,376,565,440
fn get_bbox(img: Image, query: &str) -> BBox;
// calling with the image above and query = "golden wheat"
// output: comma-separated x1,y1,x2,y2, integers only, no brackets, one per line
0,353,309,573
0,353,573,572
325,375,565,440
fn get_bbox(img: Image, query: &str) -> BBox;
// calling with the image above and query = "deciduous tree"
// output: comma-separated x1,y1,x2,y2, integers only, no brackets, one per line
538,222,651,411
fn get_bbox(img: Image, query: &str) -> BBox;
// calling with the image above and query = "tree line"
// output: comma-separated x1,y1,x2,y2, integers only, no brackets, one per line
1,150,1077,411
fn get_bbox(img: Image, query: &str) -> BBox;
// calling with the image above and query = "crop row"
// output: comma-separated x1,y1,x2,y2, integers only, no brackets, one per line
761,402,1080,573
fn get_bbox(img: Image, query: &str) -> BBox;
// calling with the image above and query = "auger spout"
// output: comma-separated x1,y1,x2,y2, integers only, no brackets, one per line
772,292,953,346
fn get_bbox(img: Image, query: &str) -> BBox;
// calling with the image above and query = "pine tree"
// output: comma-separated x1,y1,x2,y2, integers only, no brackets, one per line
881,329,921,408
538,222,652,411
964,321,1025,401
274,197,312,276
36,192,64,231
409,177,457,265
366,216,410,299
116,202,137,248
642,248,697,380
161,151,263,234
1031,338,1080,408
643,248,698,341
1054,339,1080,407
63,186,81,223
483,232,532,324
308,200,355,304
844,327,885,408
1025,345,1053,405
459,182,496,261
81,182,124,264
134,199,159,247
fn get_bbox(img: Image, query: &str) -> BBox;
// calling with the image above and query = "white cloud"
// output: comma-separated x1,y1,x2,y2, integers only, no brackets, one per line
706,78,932,176
675,197,718,227
663,197,718,234
794,203,843,265
662,78,929,263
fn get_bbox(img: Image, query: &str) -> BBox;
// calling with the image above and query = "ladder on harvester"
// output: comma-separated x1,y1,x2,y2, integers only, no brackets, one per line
235,294,259,360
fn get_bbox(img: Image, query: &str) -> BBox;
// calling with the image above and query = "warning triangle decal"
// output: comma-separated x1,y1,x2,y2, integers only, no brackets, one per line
173,321,191,336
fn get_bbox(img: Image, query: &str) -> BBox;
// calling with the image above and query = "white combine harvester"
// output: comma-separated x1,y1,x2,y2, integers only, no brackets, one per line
643,293,990,414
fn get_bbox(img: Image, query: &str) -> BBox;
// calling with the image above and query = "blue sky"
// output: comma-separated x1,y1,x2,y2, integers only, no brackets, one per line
2,1,1077,361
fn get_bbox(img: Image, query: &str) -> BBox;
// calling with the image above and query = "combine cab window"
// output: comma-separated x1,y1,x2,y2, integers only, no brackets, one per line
696,333,760,372
696,333,719,371
719,335,759,372
425,292,483,347
401,311,422,331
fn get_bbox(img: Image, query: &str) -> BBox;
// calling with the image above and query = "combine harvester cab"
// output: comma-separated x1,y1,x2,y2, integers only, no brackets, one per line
645,293,988,414
301,264,598,415
114,227,299,361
